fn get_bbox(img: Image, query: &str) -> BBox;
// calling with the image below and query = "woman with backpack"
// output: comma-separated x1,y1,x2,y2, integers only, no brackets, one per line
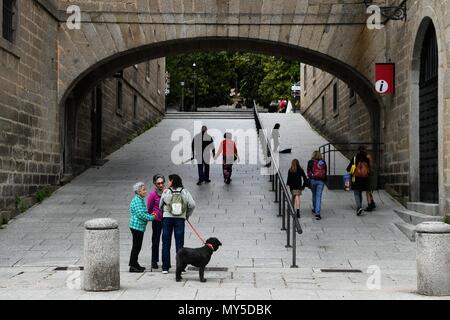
159,174,195,274
307,151,327,221
347,146,371,216
287,159,308,219
215,132,239,184
147,174,165,270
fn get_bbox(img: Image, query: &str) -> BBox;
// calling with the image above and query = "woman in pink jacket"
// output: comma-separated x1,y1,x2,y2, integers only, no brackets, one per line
147,174,165,270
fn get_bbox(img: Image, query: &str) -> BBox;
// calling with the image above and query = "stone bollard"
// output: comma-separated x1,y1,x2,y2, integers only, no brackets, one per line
83,218,120,291
416,221,450,296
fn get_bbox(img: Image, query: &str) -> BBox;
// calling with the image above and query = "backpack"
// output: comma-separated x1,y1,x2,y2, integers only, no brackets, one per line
354,157,370,178
168,188,188,216
312,160,326,180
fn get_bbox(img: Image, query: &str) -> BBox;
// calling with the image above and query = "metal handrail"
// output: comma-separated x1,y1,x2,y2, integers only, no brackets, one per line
319,142,384,189
253,102,302,268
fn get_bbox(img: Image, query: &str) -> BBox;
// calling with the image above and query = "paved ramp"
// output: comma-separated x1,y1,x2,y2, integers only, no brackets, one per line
0,113,442,300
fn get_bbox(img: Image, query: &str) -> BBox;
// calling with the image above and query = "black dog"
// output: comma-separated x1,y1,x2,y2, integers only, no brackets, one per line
176,237,222,282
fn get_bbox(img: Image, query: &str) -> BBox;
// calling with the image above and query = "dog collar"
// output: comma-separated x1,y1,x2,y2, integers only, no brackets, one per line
206,243,215,251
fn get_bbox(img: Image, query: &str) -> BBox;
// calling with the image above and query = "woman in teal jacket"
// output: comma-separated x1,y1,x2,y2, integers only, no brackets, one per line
129,182,155,273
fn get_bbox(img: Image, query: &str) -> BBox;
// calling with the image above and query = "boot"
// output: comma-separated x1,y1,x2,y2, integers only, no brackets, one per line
296,209,301,219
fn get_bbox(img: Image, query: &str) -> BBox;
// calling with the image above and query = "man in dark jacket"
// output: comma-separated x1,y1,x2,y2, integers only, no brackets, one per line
192,126,216,185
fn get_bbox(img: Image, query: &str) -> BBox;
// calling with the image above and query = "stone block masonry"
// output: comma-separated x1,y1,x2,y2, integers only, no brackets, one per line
0,0,59,214
0,0,166,220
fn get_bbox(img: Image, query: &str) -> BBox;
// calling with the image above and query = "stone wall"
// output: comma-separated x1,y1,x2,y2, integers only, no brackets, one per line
0,0,166,220
300,66,372,146
0,0,59,217
72,61,165,175
300,0,450,214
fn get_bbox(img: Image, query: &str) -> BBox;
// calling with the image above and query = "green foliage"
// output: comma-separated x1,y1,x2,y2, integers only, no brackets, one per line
258,56,300,106
445,215,449,225
167,52,234,109
36,186,54,203
15,197,29,213
167,52,300,109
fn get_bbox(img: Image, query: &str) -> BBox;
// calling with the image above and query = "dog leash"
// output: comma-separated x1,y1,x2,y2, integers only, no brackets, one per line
187,220,214,251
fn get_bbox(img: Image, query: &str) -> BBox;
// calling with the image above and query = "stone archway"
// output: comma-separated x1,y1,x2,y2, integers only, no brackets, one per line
59,37,383,176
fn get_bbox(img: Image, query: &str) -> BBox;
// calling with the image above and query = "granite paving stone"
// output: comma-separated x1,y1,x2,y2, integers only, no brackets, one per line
0,114,433,299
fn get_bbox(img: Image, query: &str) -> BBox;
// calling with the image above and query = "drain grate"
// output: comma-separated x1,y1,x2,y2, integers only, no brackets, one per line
54,267,84,271
187,267,228,272
320,269,362,273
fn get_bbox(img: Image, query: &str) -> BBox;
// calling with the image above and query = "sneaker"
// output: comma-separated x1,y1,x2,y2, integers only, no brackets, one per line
365,206,373,212
129,266,144,273
357,208,364,216
162,270,169,274
196,181,203,186
151,262,158,270
316,215,322,221
311,209,316,215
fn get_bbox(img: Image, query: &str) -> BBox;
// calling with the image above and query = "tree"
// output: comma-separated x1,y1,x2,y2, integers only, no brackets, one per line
166,52,300,109
257,56,300,106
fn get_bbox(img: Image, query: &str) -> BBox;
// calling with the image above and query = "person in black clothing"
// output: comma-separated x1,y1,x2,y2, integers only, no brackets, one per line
347,146,371,216
192,126,216,186
287,159,308,219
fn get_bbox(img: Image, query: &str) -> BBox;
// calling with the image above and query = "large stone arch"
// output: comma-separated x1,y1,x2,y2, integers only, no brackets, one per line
60,36,383,138
409,5,447,213
56,1,384,175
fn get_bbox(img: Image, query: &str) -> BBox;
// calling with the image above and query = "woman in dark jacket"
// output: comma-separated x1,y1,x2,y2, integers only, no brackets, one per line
347,146,371,216
287,159,307,219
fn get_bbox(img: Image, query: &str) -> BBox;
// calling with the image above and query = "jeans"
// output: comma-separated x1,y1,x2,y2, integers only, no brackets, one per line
354,191,363,209
197,163,210,182
129,228,144,268
151,220,163,264
162,218,185,271
310,179,325,215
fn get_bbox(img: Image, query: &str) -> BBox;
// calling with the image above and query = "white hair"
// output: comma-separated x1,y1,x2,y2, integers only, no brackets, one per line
133,182,146,193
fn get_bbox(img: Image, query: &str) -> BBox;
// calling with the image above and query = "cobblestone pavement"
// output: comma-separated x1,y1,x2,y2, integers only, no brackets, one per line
0,113,447,300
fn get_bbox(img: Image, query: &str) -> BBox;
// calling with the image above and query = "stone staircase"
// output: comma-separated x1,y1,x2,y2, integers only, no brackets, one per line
165,111,255,120
394,202,443,241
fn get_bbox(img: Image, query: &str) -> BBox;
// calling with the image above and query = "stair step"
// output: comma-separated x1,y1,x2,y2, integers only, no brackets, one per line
407,202,440,216
394,222,416,242
394,208,443,226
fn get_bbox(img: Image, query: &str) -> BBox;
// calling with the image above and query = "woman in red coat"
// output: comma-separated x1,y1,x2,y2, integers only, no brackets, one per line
215,133,239,184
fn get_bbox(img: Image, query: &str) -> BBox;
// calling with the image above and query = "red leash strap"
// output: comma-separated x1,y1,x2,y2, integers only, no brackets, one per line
187,220,205,244
187,220,214,251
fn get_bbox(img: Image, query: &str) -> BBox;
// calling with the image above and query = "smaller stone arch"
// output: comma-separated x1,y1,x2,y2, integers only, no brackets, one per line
410,15,445,210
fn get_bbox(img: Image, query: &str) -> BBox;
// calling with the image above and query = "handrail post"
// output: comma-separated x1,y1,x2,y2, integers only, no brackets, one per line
274,175,278,202
328,144,331,176
285,207,291,248
291,218,298,268
282,192,286,221
278,179,282,217
281,197,286,231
